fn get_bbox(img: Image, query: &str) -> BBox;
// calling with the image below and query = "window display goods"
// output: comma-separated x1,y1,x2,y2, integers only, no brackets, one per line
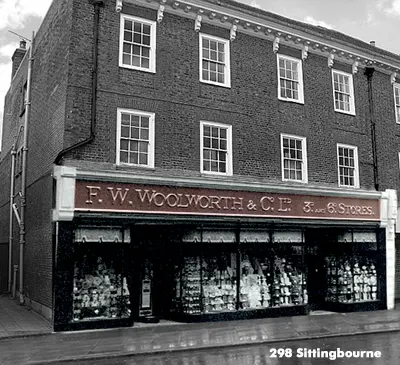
271,257,307,307
72,256,131,321
326,256,377,303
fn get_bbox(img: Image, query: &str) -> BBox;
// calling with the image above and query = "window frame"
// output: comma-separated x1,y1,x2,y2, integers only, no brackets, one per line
393,82,400,124
337,143,359,188
331,69,356,115
200,121,233,176
119,14,157,73
199,33,231,88
116,108,155,168
280,134,308,183
277,54,304,104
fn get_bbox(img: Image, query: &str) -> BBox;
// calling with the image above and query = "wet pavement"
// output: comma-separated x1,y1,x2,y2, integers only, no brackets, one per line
62,331,400,365
0,295,51,339
0,294,400,364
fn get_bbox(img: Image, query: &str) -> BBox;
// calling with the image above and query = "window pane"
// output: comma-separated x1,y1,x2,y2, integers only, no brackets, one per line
120,151,128,163
120,139,129,150
139,153,148,165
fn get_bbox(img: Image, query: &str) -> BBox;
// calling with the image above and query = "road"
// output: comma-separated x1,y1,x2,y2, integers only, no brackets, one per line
52,331,400,365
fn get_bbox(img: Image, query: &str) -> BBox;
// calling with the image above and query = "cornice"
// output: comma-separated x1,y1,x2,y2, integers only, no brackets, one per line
117,0,400,75
74,167,383,200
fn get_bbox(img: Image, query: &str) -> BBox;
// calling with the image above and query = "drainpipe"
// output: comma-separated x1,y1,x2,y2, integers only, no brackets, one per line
19,31,35,305
54,0,104,165
365,66,379,191
8,146,16,293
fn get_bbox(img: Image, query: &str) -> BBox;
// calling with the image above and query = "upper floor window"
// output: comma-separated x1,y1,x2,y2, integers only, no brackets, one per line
277,55,304,103
199,34,231,87
394,83,400,123
332,70,355,115
116,109,155,168
119,14,156,73
280,134,308,183
200,121,232,175
337,144,359,188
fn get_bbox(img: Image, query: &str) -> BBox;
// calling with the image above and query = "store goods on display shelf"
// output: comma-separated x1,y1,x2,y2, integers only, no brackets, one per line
180,257,202,314
271,256,307,307
326,256,378,303
240,256,271,309
203,256,237,313
72,257,131,321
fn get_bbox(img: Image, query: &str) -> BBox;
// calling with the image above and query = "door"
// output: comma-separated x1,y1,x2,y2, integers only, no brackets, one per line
307,244,327,310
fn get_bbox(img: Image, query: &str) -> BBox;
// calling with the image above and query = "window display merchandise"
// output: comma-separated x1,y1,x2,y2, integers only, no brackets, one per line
326,255,378,303
72,256,131,321
271,256,307,307
174,254,237,314
173,237,308,317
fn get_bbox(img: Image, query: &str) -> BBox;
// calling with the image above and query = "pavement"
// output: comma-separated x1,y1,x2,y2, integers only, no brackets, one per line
0,294,400,364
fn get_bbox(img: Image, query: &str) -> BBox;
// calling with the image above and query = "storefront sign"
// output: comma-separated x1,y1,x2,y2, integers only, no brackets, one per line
75,181,381,221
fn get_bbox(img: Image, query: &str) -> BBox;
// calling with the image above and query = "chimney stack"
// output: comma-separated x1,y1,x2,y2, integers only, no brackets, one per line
11,40,27,79
370,40,376,47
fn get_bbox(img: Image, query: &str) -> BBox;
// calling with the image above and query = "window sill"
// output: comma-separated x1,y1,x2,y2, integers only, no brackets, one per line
118,64,156,74
278,97,304,105
282,179,308,184
201,171,233,178
334,109,356,116
338,184,360,189
200,80,231,88
115,164,155,172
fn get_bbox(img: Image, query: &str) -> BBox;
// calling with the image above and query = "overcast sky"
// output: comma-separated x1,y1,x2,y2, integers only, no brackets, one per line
1,0,400,151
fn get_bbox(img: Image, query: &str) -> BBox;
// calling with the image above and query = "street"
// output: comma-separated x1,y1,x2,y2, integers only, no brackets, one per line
52,331,400,365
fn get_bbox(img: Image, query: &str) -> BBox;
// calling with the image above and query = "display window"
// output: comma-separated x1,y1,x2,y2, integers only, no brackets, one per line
325,231,379,304
173,230,237,315
239,231,272,310
71,228,131,322
272,231,307,307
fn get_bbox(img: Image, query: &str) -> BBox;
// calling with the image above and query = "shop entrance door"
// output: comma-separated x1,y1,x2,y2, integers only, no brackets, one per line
131,226,177,323
306,244,327,311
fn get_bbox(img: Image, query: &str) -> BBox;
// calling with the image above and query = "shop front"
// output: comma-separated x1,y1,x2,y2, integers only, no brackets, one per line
52,167,397,331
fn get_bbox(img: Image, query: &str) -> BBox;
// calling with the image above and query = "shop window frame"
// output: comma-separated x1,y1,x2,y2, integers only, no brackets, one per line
337,143,359,188
199,33,231,88
325,230,380,305
200,121,233,176
280,133,308,183
119,14,157,73
331,69,356,115
116,108,155,168
277,54,304,104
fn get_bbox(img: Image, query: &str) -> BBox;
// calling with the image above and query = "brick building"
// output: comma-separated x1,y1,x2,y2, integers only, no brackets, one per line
0,0,399,331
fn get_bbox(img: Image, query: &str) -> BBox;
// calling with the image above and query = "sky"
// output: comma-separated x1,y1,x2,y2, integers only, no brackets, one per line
1,0,400,151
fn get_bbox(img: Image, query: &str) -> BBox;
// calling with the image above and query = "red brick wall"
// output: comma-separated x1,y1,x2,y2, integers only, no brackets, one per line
0,0,73,305
1,0,400,306
60,1,400,193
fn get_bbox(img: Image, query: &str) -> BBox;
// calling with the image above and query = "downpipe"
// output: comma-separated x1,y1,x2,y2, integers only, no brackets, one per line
19,31,35,305
8,147,16,293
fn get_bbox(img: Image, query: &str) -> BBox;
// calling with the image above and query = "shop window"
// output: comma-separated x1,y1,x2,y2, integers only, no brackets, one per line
280,134,308,183
200,121,233,176
72,228,131,322
337,144,359,188
325,231,378,304
394,83,400,123
277,54,304,104
119,14,156,72
240,231,271,310
173,230,237,315
332,69,355,115
199,33,231,87
116,109,155,168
